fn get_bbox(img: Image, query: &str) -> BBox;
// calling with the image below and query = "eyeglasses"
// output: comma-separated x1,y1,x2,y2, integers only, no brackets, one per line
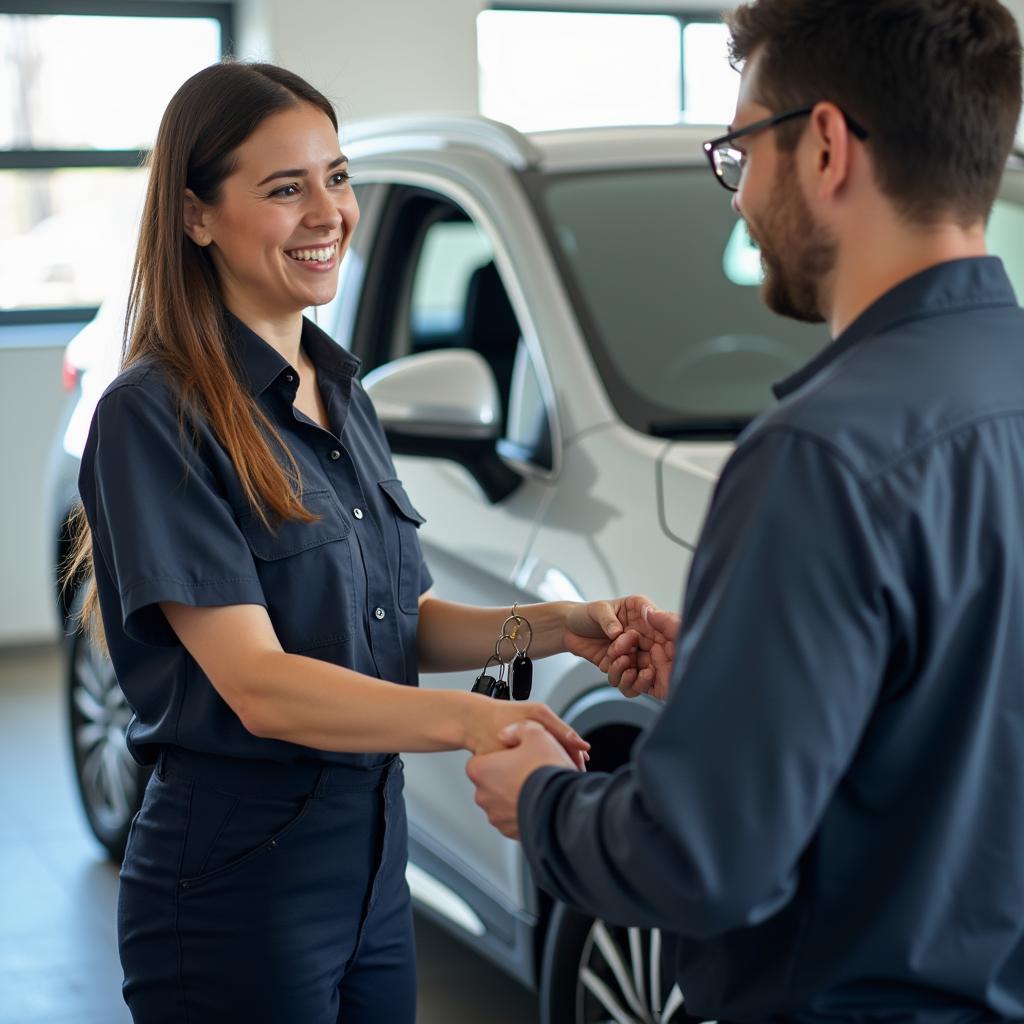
703,104,869,193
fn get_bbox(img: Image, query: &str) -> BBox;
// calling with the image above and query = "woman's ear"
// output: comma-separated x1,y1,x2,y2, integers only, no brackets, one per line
183,188,212,246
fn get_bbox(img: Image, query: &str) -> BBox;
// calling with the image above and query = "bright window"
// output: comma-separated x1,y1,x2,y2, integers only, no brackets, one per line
682,22,738,125
477,8,739,133
0,5,228,320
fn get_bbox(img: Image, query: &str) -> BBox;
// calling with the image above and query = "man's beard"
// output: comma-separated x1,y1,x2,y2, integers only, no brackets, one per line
747,156,836,324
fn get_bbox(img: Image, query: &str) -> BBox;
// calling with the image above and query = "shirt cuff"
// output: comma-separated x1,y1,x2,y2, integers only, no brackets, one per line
518,764,572,851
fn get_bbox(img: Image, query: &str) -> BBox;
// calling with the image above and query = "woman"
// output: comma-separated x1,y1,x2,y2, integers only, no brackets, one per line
66,60,653,1024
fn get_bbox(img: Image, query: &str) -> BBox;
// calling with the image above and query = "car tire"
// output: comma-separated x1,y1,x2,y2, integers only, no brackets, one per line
65,603,148,861
540,900,702,1024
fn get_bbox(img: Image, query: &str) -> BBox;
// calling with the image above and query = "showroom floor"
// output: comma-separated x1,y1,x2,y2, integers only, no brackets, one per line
0,646,540,1024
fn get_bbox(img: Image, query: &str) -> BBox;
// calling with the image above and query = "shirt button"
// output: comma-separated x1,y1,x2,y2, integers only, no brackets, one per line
329,450,341,461
353,508,364,520
374,607,386,620
284,373,295,383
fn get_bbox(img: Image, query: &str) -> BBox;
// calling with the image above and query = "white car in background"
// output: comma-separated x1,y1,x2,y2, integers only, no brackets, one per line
48,116,1024,1024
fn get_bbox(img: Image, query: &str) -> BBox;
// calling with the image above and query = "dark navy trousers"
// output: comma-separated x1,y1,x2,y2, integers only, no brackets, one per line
118,747,415,1023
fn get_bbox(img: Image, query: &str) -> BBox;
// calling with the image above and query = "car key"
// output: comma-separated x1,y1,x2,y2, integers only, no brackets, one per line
472,655,503,697
510,651,533,701
472,673,499,696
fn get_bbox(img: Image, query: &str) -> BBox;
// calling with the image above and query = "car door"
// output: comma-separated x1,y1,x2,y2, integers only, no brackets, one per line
341,180,555,907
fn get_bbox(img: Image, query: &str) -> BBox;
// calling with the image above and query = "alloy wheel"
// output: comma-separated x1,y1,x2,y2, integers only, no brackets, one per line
69,630,143,848
576,919,694,1024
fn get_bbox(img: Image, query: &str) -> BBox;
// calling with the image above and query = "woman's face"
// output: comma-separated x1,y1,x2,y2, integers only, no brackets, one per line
187,101,360,323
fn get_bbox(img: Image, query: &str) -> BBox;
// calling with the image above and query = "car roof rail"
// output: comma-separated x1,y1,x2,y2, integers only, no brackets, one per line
340,114,543,170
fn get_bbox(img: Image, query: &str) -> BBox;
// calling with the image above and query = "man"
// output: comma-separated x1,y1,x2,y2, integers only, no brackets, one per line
468,1,1024,1019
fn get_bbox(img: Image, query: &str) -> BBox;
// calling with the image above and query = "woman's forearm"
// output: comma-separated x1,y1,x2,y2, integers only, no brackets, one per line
241,649,481,752
416,597,577,673
158,600,589,759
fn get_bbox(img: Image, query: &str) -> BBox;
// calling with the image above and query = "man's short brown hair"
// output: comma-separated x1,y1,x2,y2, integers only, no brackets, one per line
728,0,1023,225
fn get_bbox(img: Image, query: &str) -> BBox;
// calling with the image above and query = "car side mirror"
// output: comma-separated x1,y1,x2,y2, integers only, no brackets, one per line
362,349,521,503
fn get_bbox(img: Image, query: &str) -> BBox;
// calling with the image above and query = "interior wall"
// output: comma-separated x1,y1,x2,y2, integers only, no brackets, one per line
0,332,78,647
236,0,484,123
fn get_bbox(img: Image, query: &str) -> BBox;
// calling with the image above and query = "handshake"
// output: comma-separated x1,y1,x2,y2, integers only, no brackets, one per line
564,593,680,703
464,594,680,839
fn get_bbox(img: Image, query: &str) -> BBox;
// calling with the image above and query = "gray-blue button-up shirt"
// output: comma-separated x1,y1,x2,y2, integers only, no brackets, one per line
520,257,1024,1021
79,313,432,767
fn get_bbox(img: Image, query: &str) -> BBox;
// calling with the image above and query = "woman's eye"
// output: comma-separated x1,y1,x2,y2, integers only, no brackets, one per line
329,171,351,187
269,184,300,198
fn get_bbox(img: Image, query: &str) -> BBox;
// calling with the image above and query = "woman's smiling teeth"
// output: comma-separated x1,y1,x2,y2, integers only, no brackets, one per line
285,242,338,263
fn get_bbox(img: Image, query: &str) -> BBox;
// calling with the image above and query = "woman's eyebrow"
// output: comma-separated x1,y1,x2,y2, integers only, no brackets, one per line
255,155,348,187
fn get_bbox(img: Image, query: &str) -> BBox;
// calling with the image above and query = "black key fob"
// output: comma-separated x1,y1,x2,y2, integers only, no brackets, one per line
492,679,510,701
472,674,498,696
511,653,533,701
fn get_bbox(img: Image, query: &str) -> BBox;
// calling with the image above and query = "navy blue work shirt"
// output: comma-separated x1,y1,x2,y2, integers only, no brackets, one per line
520,257,1024,1021
78,312,432,767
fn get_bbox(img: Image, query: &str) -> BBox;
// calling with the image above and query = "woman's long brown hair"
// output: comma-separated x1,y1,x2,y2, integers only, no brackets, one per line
63,61,339,647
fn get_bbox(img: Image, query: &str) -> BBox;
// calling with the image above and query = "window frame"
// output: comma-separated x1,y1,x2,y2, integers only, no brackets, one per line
485,3,728,115
0,0,234,325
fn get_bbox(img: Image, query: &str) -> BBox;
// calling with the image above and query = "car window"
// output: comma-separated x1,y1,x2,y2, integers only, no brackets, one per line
537,167,828,434
538,166,1024,436
386,200,527,432
987,195,1024,298
410,220,494,344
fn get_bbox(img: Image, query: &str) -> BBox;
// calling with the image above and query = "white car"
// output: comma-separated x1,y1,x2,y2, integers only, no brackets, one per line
49,116,1024,1024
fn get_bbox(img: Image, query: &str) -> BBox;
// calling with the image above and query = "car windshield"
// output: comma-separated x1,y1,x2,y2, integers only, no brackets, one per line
536,166,1024,437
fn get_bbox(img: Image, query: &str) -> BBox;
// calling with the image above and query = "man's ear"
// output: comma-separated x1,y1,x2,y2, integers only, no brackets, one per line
183,188,213,247
808,102,853,202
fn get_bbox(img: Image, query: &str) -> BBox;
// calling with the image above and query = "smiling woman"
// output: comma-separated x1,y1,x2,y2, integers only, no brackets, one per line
57,58,644,1024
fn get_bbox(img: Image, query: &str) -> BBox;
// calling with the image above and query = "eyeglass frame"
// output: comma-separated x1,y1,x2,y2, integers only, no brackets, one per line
703,104,870,193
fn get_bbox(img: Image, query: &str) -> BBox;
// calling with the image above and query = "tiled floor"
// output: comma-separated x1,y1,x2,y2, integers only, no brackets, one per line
0,645,539,1024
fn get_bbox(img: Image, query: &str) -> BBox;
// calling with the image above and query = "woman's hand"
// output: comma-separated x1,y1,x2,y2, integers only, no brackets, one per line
462,694,590,770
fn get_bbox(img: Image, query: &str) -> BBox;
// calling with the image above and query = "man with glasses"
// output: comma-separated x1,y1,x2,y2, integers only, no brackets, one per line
469,1,1024,1020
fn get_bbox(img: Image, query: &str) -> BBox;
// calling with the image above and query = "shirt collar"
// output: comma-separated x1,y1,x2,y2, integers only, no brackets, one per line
226,311,361,396
773,256,1018,401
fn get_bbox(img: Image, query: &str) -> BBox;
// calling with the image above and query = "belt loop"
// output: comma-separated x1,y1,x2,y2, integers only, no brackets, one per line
156,747,168,777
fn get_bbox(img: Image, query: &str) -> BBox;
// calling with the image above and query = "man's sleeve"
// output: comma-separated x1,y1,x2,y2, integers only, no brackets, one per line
519,427,899,937
79,381,266,647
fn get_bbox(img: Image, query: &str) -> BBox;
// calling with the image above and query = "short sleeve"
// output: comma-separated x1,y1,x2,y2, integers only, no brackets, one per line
79,380,266,646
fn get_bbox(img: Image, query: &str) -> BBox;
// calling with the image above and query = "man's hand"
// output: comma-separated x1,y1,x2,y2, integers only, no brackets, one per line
606,606,680,701
466,721,576,839
563,594,656,678
462,697,590,769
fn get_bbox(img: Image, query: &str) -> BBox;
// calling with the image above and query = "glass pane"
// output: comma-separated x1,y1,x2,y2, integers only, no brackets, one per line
0,168,147,311
988,194,1024,300
541,168,828,423
478,11,681,131
683,22,740,125
410,221,493,342
0,14,221,149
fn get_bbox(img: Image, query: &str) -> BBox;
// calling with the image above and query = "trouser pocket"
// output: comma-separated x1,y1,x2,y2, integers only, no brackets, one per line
178,782,314,891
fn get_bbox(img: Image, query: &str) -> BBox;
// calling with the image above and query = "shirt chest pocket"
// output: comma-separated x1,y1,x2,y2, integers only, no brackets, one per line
239,489,355,651
377,479,427,614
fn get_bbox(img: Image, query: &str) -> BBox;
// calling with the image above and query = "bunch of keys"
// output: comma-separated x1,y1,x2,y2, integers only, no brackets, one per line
471,605,533,701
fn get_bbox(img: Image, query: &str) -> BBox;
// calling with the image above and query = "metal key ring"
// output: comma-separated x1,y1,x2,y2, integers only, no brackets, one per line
495,633,520,665
501,614,533,657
